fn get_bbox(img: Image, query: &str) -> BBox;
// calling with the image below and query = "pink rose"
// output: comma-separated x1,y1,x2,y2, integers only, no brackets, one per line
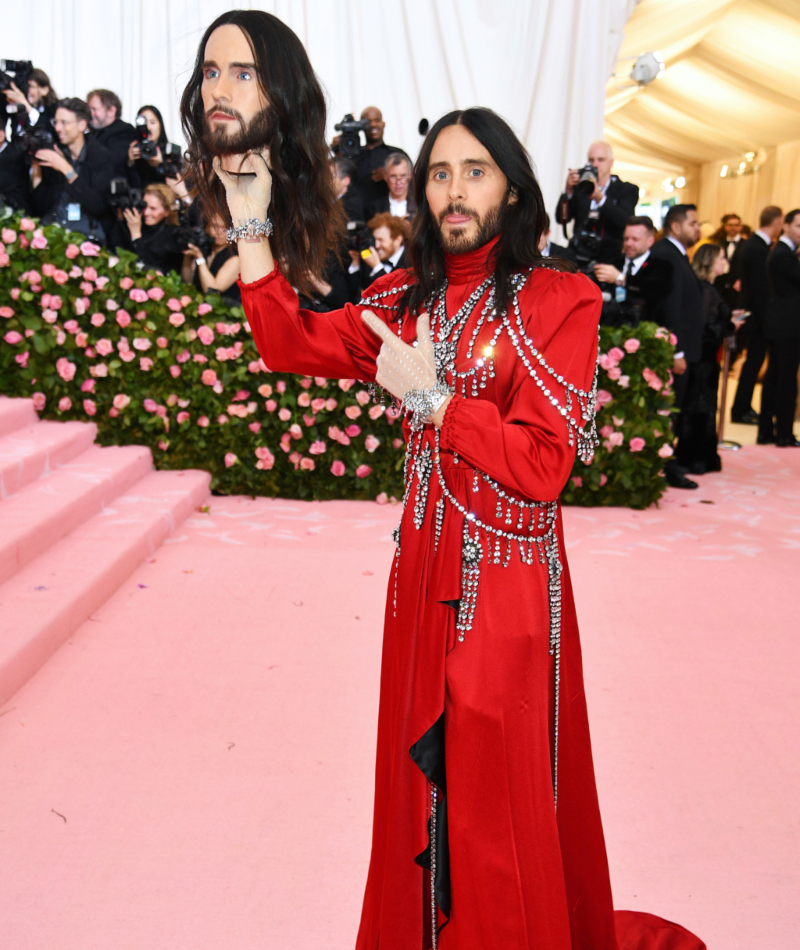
338,378,355,392
314,377,327,386
624,338,640,353
108,407,119,418
129,287,149,303
311,398,326,412
147,286,165,300
599,353,615,371
201,369,218,386
595,389,613,408
65,244,80,259
299,377,312,389
608,346,625,363
368,405,385,420
393,438,404,448
82,268,98,282
176,349,190,363
58,397,72,411
113,394,131,410
0,253,9,266
345,424,361,437
169,365,181,378
658,443,674,458
132,337,151,351
669,333,678,346
94,276,109,289
599,474,608,487
606,366,622,380
255,448,275,470
571,476,583,488
325,398,338,411
276,381,286,393
80,379,95,393
599,425,614,438
0,306,15,318
139,357,154,371
197,325,215,345
168,312,185,327
629,437,646,452
83,399,97,416
299,457,315,471
265,399,277,412
248,422,261,433
181,295,191,307
618,375,630,388
309,440,327,454
50,295,63,309
1,228,17,244
92,362,109,377
608,431,624,447
156,336,168,348
355,390,371,406
31,234,48,250
224,452,238,468
56,357,76,381
167,297,182,312
376,492,389,505
356,464,372,479
330,460,346,476
31,392,46,411
364,435,380,453
297,392,311,407
10,288,20,299
63,319,79,333
42,263,56,277
69,266,82,279
142,399,158,413
289,424,302,439
79,241,100,256
345,405,362,420
53,269,69,285
278,408,292,422
197,416,210,427
15,351,29,367
95,339,114,356
197,302,213,315
20,218,36,232
247,360,262,373
90,312,105,327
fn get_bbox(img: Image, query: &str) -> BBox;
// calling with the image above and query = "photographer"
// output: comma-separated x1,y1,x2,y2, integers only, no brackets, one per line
556,140,638,271
127,104,169,187
331,155,365,222
347,212,409,296
120,183,183,275
2,67,58,137
594,216,673,327
29,97,112,242
183,213,241,305
88,89,135,178
0,121,30,210
349,106,409,208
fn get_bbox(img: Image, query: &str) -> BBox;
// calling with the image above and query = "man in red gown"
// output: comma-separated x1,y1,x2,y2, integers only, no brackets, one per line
193,21,705,946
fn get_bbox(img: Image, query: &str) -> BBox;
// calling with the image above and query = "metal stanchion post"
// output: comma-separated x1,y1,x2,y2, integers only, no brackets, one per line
718,334,741,450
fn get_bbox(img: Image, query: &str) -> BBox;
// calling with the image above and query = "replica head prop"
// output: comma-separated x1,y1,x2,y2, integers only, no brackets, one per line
180,10,344,296
404,108,561,320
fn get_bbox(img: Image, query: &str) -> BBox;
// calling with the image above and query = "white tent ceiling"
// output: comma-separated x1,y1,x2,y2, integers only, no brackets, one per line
605,0,800,216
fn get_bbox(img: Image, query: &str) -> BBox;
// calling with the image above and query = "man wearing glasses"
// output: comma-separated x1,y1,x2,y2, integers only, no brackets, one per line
368,152,416,220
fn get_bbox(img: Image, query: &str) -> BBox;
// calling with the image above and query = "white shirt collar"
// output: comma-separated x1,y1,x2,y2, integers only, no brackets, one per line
780,235,797,251
667,235,687,256
388,245,405,268
388,196,408,217
755,229,772,245
626,249,651,275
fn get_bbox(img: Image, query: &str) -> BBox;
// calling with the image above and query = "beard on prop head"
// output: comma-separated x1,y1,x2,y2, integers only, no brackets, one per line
202,104,272,158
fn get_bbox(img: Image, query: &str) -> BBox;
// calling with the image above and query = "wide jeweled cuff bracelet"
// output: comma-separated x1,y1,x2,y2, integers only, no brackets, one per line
226,218,273,244
401,383,451,430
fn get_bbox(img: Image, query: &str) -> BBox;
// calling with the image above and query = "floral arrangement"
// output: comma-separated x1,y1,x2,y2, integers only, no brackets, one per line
0,213,673,508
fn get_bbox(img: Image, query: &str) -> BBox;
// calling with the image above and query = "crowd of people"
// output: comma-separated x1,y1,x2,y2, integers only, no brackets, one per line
2,64,798,468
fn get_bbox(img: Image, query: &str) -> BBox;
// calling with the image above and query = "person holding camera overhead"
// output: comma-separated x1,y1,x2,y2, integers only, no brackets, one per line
556,140,638,275
0,121,31,211
119,182,183,275
29,97,112,242
183,213,241,306
2,66,58,138
127,104,169,188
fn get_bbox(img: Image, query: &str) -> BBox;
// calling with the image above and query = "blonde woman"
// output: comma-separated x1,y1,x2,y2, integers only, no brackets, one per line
122,183,183,274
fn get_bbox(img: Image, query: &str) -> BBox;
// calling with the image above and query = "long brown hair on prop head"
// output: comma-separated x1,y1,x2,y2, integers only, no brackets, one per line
180,10,344,297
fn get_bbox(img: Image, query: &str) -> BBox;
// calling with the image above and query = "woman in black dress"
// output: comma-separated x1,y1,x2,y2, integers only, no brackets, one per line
120,183,183,275
183,213,241,306
677,243,746,473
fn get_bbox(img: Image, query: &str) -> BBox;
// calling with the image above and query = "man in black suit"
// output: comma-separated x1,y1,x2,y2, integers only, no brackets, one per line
367,152,416,220
555,140,639,270
29,97,112,243
0,121,31,211
87,89,136,179
347,212,409,297
331,155,365,222
712,214,746,310
649,204,703,488
730,205,783,424
594,216,672,327
538,214,569,259
758,209,800,447
351,106,410,209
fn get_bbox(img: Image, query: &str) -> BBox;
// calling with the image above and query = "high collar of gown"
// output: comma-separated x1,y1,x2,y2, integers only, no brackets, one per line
444,234,500,286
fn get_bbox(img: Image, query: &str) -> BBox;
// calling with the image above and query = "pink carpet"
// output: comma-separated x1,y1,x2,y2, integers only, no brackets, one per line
0,446,797,949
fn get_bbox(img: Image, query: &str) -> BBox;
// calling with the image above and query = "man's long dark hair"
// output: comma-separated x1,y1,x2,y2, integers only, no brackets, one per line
180,10,343,297
404,108,560,318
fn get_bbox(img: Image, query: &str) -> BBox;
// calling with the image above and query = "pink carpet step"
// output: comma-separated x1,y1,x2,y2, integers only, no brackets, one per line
0,468,211,708
0,419,98,499
0,443,154,588
0,396,39,439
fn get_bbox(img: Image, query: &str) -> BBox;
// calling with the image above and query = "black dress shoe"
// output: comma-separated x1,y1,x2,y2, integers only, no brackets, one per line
731,409,759,425
688,461,707,475
666,470,699,489
756,434,776,444
776,436,800,447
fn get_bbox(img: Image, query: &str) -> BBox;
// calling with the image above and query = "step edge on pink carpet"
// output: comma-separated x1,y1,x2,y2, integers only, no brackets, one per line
0,397,39,439
0,420,98,499
0,469,211,709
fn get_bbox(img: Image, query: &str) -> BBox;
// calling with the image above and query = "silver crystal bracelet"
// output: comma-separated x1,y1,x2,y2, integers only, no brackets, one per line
401,383,451,430
226,218,273,244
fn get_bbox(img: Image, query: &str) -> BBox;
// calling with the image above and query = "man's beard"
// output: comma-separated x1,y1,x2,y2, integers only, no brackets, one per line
434,201,505,254
201,104,272,158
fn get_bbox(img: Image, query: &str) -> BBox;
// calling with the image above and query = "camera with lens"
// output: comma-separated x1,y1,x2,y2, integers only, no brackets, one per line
334,113,370,159
109,177,147,212
345,220,373,254
569,219,603,277
134,115,158,160
162,143,183,178
574,163,598,197
0,59,33,94
21,127,55,163
174,208,213,258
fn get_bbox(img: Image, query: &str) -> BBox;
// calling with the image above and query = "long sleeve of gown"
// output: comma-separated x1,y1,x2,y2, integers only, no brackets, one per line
239,263,397,381
438,272,600,502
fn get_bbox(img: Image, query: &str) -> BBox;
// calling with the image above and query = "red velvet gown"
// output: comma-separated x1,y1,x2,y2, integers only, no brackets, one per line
240,241,705,950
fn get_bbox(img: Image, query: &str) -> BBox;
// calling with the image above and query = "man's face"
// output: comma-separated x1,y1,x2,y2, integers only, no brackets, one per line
723,216,741,239
386,160,411,199
623,224,654,259
200,24,270,162
331,164,349,198
88,96,116,129
372,225,402,261
361,107,384,145
784,215,800,247
587,143,613,183
27,81,47,107
672,209,700,248
426,123,513,255
54,108,85,148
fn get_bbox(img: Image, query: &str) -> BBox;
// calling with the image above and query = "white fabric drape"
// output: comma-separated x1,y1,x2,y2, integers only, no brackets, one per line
3,0,633,218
